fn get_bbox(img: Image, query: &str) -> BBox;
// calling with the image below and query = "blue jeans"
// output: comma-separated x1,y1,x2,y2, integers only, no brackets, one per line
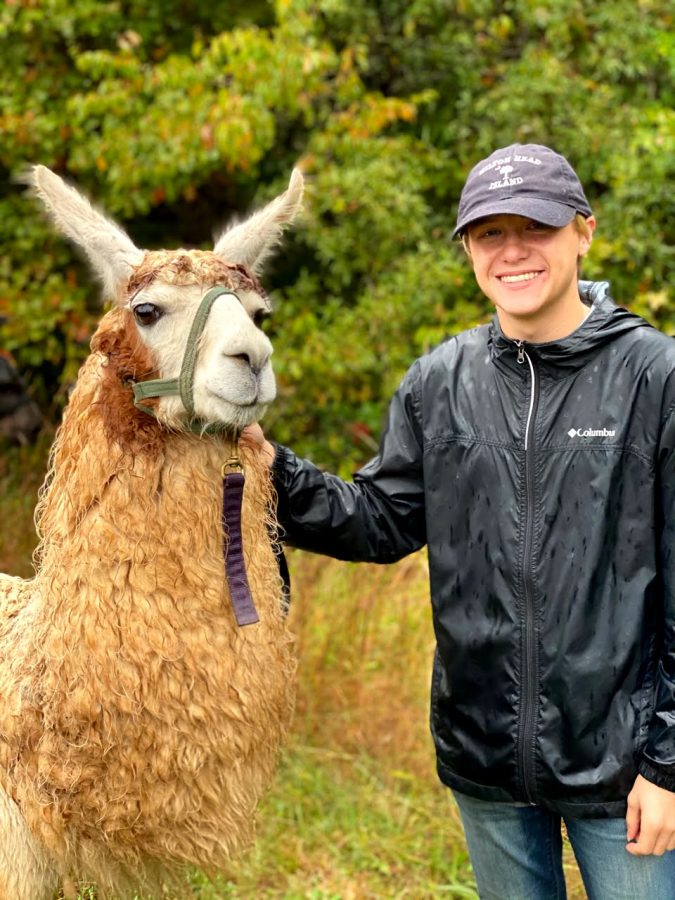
453,791,675,900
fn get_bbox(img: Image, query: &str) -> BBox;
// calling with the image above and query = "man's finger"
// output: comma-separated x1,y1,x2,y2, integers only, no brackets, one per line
626,824,658,856
652,834,670,856
625,795,640,844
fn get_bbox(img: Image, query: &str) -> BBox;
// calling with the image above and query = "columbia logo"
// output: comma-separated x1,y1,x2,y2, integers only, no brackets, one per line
567,427,616,438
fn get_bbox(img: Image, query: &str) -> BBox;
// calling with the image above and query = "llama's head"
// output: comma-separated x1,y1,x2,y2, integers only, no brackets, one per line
31,166,303,432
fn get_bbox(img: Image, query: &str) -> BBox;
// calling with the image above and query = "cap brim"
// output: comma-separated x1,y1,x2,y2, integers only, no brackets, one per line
453,197,578,238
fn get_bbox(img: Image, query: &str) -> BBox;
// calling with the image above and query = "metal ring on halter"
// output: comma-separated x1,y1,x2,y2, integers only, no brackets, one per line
221,457,244,477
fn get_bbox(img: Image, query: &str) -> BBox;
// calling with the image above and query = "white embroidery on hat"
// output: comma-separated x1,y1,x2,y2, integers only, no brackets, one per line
478,156,512,175
489,164,524,191
482,154,545,191
514,155,542,165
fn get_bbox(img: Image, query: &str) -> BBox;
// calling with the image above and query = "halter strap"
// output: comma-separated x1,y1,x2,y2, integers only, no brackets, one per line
222,458,260,626
132,285,239,428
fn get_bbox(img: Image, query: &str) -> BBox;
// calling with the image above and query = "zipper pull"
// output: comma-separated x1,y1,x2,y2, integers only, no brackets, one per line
515,341,525,365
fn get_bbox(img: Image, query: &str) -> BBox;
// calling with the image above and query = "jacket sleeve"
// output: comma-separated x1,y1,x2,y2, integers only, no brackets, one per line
272,362,426,563
639,400,675,792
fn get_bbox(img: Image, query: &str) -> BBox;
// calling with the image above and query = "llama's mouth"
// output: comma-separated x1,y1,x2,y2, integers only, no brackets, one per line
205,367,275,409
210,390,261,409
203,389,277,426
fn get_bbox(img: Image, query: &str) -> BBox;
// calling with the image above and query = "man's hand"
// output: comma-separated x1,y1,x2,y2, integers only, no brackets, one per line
625,774,675,855
241,423,276,468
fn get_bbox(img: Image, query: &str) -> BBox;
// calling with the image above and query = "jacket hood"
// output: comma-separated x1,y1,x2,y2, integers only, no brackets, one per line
488,281,651,377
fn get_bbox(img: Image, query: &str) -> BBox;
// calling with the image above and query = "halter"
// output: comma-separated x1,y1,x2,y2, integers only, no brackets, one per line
132,284,237,433
130,283,260,627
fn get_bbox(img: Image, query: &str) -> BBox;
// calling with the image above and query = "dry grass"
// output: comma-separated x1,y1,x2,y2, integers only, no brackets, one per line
288,551,434,773
273,550,587,899
0,431,53,577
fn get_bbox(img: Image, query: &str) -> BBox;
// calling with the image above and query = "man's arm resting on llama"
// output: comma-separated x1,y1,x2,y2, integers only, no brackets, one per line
267,363,426,563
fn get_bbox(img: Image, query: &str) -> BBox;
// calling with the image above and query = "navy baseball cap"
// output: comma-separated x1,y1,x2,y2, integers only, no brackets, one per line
453,143,592,238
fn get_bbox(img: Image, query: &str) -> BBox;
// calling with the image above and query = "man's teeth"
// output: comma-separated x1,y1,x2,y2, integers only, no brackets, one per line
499,272,540,283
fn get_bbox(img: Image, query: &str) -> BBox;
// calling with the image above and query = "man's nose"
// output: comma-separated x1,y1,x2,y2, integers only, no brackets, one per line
501,233,529,261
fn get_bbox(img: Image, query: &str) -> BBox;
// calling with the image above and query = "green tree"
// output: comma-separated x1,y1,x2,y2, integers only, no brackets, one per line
1,0,672,467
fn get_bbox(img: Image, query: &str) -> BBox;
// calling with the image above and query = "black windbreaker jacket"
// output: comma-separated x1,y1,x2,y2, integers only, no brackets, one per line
273,282,675,817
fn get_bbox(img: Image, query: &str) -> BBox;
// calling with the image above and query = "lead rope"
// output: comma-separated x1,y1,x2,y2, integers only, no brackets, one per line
222,455,260,626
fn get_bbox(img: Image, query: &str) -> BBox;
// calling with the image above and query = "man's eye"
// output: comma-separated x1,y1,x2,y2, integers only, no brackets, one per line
133,303,162,326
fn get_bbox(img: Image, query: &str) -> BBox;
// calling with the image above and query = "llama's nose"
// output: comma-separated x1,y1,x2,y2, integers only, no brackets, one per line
228,350,269,377
233,352,256,375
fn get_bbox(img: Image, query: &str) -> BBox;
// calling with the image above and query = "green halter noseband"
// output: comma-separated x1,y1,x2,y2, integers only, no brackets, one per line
132,284,239,433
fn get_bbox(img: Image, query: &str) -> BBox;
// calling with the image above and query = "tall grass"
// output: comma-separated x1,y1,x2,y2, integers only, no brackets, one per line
210,551,480,899
0,442,586,898
0,430,53,578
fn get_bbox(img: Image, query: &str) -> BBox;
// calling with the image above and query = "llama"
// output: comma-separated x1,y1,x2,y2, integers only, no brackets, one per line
0,165,303,899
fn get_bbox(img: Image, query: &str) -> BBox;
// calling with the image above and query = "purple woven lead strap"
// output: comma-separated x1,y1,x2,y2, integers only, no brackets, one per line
222,469,260,626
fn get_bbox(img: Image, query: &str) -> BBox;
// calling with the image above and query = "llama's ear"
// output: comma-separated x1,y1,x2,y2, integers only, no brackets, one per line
213,168,304,275
31,166,144,300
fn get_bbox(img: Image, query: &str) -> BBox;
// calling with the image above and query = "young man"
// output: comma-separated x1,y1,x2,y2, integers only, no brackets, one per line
247,144,675,898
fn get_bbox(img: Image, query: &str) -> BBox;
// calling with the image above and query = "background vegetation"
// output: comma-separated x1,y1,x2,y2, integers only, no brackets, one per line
1,0,673,468
1,1,673,897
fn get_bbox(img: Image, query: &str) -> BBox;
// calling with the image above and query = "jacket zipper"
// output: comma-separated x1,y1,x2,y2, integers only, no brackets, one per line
516,341,540,804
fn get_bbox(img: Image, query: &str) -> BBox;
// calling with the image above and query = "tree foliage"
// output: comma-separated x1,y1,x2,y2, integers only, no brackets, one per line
1,0,672,468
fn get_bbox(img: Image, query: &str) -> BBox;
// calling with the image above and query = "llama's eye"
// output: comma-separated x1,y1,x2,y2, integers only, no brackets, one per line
252,309,270,328
133,303,162,326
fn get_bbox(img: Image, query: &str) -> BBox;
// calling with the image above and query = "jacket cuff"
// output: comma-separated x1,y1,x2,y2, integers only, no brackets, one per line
270,443,295,534
638,758,675,793
271,443,295,483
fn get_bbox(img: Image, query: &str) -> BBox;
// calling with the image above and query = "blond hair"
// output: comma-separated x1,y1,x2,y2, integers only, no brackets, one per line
573,213,593,241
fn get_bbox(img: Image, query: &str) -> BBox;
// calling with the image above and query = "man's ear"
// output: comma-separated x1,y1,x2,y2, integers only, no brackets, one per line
579,215,596,256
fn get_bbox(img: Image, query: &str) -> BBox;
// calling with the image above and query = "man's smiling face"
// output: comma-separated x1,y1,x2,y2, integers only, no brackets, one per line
465,213,595,340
